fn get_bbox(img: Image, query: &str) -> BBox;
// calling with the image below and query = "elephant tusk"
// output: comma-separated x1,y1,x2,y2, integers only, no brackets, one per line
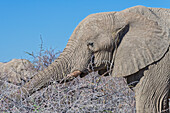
67,71,82,78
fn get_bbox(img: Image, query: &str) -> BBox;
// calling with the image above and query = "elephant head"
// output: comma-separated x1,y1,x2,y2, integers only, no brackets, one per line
67,10,168,78
11,6,169,113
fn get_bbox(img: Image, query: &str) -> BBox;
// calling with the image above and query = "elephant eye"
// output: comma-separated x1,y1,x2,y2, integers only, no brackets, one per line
87,42,94,47
87,42,96,52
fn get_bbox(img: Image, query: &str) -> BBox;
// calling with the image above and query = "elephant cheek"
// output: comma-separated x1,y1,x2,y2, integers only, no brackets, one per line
94,51,113,68
71,52,92,74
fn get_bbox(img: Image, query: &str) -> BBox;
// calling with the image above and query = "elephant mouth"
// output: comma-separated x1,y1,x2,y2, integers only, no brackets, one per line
67,52,111,78
67,65,105,79
67,60,106,79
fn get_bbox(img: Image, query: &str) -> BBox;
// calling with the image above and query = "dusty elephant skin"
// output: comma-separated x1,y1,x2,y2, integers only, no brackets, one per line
0,59,35,85
9,6,169,113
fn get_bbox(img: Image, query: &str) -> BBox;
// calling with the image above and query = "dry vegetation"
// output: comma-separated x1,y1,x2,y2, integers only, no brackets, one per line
0,39,136,113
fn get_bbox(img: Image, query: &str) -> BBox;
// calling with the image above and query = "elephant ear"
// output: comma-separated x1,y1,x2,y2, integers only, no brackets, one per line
112,12,169,77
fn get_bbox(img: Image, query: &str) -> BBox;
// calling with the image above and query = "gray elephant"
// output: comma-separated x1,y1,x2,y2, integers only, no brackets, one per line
0,59,35,85
11,6,169,113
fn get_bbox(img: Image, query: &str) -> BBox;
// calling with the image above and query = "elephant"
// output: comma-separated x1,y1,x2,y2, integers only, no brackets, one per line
0,59,35,85
10,6,169,113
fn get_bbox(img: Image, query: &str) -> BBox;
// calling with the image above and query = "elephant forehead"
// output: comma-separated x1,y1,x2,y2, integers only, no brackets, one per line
78,32,99,41
75,25,101,41
73,16,107,40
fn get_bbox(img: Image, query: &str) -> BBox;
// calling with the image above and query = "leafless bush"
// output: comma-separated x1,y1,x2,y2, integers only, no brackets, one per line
0,73,136,113
25,36,61,71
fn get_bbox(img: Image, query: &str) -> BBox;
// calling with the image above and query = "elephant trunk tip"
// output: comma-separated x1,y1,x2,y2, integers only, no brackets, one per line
67,71,82,78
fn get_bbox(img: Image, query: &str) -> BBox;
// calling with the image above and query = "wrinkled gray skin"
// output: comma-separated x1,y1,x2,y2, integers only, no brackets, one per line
12,6,169,113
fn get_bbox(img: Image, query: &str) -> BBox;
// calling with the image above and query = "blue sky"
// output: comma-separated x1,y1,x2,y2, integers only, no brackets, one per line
0,0,169,62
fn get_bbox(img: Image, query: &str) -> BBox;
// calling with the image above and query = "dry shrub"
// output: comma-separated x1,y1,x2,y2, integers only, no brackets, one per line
0,73,136,113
